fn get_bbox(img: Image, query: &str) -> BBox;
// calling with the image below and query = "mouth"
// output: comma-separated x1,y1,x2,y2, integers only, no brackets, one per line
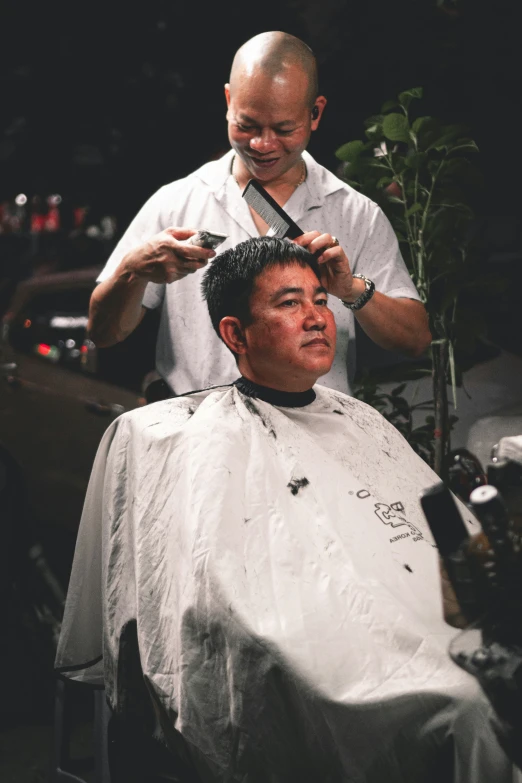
248,155,280,169
303,338,329,348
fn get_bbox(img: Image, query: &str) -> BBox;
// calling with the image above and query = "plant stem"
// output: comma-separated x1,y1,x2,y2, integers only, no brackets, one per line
417,163,442,303
385,152,417,278
412,130,420,249
432,338,450,478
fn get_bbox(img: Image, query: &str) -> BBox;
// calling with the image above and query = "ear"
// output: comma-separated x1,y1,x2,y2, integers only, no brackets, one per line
311,95,327,131
219,316,247,355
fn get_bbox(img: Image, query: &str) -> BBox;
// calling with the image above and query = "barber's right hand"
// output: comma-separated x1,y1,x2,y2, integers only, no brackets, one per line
120,227,216,284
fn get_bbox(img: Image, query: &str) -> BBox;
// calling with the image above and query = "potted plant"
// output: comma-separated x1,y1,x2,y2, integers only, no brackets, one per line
336,87,494,477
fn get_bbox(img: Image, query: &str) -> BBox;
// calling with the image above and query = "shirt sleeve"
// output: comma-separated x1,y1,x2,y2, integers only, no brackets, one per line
95,184,177,310
353,205,421,301
142,282,165,310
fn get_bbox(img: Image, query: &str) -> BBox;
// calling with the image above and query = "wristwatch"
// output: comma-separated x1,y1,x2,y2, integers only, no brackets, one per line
341,274,376,311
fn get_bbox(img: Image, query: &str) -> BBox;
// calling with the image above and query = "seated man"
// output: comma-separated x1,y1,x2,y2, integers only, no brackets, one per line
56,237,518,782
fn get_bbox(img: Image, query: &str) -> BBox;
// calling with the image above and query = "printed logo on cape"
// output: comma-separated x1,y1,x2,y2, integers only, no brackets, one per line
353,489,426,544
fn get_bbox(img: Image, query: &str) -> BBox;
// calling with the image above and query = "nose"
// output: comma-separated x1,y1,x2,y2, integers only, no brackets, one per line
249,128,278,154
304,303,327,330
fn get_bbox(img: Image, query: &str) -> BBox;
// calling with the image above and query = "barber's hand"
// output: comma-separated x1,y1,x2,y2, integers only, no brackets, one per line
120,227,216,285
293,231,360,303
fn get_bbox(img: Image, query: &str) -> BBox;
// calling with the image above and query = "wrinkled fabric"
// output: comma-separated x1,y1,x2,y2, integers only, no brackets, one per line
56,385,520,782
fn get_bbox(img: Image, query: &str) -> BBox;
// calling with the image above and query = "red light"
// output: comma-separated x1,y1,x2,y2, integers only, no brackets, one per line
37,343,52,356
24,319,32,328
81,345,88,354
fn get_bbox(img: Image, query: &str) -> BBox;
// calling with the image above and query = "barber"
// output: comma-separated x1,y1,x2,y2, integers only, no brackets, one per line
88,31,431,397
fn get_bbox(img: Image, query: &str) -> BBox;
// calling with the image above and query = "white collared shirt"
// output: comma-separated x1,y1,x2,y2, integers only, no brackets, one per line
98,150,420,395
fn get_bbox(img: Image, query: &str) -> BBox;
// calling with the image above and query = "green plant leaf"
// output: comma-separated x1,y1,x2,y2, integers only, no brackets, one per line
426,125,475,152
335,140,365,162
404,151,428,170
405,203,423,217
391,396,411,418
364,115,384,128
381,99,400,113
364,123,383,141
398,87,423,108
447,141,479,155
363,115,384,141
412,116,434,133
382,113,411,142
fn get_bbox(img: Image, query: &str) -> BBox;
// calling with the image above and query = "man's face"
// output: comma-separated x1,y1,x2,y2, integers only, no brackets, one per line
240,262,336,390
225,66,322,184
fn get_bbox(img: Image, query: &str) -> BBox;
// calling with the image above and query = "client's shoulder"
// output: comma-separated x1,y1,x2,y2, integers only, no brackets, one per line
315,385,409,441
315,386,384,419
116,385,232,437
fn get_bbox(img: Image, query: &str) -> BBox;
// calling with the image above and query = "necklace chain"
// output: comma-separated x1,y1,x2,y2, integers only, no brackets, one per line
231,155,306,191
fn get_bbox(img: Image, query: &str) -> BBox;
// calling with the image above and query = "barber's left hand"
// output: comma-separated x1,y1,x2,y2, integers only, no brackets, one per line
293,231,358,303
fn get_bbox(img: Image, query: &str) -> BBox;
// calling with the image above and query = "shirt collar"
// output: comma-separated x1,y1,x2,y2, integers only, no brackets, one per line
195,149,345,210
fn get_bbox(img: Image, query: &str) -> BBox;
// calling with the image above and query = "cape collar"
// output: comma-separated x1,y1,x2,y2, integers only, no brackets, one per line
234,377,316,408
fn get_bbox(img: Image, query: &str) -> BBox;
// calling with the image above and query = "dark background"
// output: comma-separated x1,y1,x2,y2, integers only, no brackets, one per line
1,0,520,228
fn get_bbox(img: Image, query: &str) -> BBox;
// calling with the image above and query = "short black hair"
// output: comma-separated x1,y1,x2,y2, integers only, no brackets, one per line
201,236,321,340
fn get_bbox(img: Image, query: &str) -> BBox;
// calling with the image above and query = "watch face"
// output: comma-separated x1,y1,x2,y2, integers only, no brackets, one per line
354,274,371,289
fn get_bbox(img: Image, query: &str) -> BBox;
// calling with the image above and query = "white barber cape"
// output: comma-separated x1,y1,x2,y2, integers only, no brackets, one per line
56,382,518,782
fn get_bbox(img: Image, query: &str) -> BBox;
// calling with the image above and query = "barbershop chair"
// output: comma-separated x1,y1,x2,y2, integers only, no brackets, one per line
52,676,204,783
51,676,110,783
107,714,204,783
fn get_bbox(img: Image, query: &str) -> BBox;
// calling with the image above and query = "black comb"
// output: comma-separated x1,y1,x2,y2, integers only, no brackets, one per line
242,180,303,239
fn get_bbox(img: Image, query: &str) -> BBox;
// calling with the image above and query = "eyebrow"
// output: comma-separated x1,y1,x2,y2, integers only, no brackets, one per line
270,285,328,302
238,114,296,129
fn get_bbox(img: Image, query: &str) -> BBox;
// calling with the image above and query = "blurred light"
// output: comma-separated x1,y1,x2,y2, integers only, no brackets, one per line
35,343,60,361
81,345,88,354
51,316,88,329
23,318,31,328
70,348,80,359
65,338,76,349
49,194,62,205
15,193,27,206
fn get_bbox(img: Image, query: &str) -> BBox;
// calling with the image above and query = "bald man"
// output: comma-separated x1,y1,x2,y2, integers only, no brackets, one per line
89,32,430,397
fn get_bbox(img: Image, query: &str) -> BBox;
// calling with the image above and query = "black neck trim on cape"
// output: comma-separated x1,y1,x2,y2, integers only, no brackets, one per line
234,377,316,408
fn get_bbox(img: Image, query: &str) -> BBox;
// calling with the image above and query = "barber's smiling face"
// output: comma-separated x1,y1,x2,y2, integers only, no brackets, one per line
225,66,322,185
242,262,336,389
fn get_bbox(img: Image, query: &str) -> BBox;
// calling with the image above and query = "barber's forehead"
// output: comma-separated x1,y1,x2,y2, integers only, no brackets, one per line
230,65,311,100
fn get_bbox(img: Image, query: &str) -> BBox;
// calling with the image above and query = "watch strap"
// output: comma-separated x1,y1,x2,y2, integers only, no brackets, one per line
341,274,376,311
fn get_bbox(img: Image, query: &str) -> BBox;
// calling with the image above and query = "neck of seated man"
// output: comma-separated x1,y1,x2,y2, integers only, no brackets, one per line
234,375,317,408
238,365,317,394
235,298,334,394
